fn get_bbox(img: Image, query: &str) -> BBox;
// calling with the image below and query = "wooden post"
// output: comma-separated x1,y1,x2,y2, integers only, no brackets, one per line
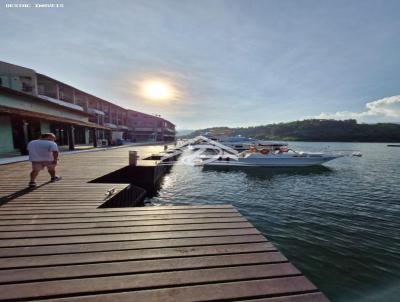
56,83,60,99
85,95,89,112
20,119,29,155
93,128,98,148
68,125,75,151
129,151,138,166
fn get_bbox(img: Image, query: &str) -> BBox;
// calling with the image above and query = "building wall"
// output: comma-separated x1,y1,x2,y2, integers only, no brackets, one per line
0,115,14,154
1,61,176,143
0,93,89,122
0,61,38,95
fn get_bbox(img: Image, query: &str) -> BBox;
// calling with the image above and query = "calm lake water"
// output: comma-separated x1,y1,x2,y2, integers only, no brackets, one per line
147,142,400,302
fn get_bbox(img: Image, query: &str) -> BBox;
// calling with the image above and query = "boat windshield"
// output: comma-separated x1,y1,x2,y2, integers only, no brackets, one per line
221,137,255,143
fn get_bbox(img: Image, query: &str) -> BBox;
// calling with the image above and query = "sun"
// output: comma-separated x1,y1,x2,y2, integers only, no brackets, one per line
142,80,173,101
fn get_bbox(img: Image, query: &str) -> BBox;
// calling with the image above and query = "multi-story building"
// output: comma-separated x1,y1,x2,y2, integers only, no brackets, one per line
126,110,176,142
0,61,175,157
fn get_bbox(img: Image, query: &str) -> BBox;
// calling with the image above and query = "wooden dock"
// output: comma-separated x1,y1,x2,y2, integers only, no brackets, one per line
0,145,329,301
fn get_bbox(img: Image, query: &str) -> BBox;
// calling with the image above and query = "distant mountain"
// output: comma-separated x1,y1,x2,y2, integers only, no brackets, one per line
185,119,400,142
176,129,194,137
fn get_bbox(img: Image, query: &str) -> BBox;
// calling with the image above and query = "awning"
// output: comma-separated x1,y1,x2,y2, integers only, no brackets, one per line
0,86,91,117
0,105,110,130
104,123,118,129
118,125,130,130
134,127,154,131
88,108,106,116
38,95,84,112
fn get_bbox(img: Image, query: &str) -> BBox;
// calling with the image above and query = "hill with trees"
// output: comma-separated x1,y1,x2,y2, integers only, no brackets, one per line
185,119,400,142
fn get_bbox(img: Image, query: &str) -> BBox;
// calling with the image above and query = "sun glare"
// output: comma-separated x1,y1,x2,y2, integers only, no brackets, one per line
142,80,173,101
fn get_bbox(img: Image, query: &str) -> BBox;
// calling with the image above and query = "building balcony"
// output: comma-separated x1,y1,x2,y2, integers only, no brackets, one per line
117,125,130,131
38,95,84,112
104,122,118,129
134,127,155,132
88,108,105,116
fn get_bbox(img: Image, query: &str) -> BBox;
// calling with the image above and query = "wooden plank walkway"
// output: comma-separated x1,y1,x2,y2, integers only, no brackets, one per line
0,146,329,301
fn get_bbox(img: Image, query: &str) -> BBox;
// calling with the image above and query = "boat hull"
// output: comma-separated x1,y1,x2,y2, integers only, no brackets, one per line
205,155,340,167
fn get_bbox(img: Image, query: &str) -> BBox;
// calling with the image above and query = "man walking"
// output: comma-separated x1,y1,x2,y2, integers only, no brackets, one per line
27,133,61,188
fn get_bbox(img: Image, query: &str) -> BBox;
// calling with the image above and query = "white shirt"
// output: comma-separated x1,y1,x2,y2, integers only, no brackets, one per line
27,140,59,162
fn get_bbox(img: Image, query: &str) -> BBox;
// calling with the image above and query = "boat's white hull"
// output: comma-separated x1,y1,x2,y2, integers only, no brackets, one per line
191,136,342,167
204,155,340,167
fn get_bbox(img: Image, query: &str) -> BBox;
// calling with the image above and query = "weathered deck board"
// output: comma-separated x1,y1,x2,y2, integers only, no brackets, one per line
0,242,276,269
38,277,321,302
0,234,268,257
0,145,328,301
0,228,261,247
0,263,302,301
0,212,242,225
0,252,287,284
0,217,248,231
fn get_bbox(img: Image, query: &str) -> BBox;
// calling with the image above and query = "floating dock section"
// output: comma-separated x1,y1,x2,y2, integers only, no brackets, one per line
0,145,329,301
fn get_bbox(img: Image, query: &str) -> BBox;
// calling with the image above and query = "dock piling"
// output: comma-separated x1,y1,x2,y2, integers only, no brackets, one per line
129,150,138,166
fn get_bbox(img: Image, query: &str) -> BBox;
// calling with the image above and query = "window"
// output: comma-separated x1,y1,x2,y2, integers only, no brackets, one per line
20,76,33,93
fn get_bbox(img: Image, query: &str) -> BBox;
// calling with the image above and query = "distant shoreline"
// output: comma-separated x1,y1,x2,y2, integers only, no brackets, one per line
183,119,400,143
178,138,400,143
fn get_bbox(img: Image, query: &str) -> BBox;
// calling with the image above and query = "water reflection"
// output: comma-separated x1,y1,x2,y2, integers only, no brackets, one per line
147,142,400,301
202,165,333,181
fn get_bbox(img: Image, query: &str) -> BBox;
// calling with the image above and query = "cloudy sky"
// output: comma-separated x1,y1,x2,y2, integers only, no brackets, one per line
1,0,400,129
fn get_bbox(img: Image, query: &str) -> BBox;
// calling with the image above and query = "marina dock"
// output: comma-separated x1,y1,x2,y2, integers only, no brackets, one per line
0,146,329,301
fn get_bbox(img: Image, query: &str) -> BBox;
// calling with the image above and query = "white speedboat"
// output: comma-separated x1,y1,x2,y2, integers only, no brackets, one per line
214,136,257,151
202,145,342,167
209,135,287,152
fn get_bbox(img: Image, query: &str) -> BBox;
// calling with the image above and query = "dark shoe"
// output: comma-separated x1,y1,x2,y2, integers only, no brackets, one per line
51,176,62,182
28,182,37,188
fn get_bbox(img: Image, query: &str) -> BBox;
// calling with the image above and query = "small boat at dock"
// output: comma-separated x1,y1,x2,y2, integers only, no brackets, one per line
206,135,287,152
194,139,343,167
204,149,342,167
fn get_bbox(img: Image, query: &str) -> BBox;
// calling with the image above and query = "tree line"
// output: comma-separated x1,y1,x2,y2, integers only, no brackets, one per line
186,119,400,142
